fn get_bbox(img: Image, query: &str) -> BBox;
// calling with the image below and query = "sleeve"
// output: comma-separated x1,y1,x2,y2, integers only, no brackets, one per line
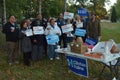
44,26,50,35
2,23,11,33
98,20,101,36
56,26,61,36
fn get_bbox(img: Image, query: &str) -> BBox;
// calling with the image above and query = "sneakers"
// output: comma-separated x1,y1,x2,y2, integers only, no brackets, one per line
50,58,53,60
56,57,60,60
50,57,60,60
9,62,13,66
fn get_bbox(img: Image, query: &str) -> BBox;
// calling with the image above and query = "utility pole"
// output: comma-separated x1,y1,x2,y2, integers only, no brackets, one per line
3,0,7,23
38,0,42,14
64,0,67,12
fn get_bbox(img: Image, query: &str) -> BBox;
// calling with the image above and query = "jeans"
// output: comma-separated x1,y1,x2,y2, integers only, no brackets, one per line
48,45,59,59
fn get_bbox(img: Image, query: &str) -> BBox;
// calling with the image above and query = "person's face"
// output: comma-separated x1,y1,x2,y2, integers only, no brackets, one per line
26,19,31,25
50,20,55,26
23,22,27,28
76,16,81,20
37,14,42,20
59,14,63,19
9,16,16,23
92,15,96,19
67,19,71,24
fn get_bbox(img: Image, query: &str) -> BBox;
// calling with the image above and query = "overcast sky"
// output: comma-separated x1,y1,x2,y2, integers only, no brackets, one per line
105,0,117,11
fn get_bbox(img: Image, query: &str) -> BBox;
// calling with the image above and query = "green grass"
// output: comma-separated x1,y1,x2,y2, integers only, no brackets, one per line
0,22,120,80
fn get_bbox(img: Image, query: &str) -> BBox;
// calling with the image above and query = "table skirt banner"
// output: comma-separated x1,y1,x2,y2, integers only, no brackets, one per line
46,34,59,44
66,55,88,78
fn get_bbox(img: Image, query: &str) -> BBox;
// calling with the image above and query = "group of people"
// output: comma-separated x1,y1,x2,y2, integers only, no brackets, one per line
2,12,101,66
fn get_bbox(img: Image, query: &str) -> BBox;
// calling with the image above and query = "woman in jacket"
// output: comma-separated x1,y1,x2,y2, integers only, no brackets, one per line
45,19,61,60
19,20,32,66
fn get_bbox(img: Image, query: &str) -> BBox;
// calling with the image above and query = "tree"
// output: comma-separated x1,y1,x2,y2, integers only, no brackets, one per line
115,0,120,20
111,6,117,22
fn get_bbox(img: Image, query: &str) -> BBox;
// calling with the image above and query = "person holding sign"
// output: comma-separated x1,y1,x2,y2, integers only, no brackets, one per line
31,14,47,61
65,18,74,43
86,13,101,44
19,20,32,66
56,13,66,48
45,19,61,60
73,15,86,42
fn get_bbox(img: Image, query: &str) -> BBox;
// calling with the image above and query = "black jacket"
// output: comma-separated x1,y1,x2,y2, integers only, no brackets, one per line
3,22,19,42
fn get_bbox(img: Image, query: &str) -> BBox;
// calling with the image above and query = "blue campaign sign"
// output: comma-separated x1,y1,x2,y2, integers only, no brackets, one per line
66,55,88,78
85,38,97,46
75,29,86,37
78,8,88,16
46,34,59,44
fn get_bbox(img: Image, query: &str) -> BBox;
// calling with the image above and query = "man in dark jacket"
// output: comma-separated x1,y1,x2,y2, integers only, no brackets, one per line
86,13,101,44
3,15,19,66
31,14,47,61
56,13,66,48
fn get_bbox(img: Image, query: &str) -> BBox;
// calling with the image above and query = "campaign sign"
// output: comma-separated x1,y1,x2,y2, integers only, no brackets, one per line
85,38,97,46
76,22,83,28
78,8,88,16
25,29,33,37
33,26,44,35
46,34,59,44
64,12,74,19
66,55,88,78
61,24,73,33
75,29,86,37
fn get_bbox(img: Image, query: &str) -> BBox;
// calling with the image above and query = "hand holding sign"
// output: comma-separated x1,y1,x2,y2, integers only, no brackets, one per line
62,24,73,33
33,26,44,35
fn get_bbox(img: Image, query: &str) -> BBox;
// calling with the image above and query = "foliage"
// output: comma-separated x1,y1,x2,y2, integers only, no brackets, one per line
0,0,111,21
110,6,117,22
42,0,64,18
115,0,120,20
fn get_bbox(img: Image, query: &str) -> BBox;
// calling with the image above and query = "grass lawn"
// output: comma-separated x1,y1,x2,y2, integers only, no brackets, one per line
0,22,120,80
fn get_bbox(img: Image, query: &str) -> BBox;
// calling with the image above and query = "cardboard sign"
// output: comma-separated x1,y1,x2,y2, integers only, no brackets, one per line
64,12,74,19
33,26,44,35
66,55,88,78
25,29,33,37
75,29,86,37
76,22,83,28
46,34,59,44
61,24,73,33
78,8,88,16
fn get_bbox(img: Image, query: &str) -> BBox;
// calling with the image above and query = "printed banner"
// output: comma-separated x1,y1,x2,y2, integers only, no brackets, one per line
85,38,97,46
25,29,33,37
78,8,88,16
75,29,86,37
61,24,73,33
46,34,59,44
64,12,74,19
33,26,44,35
66,55,88,78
